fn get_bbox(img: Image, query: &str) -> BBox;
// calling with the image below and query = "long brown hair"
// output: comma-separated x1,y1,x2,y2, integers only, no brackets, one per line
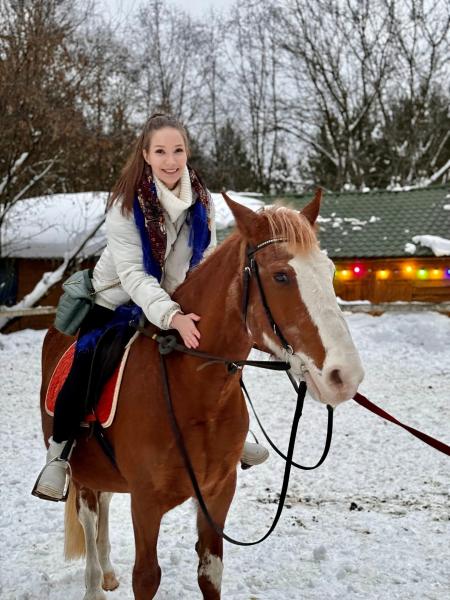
108,113,190,214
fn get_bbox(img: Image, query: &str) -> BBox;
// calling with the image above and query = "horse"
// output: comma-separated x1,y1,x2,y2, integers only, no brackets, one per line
38,190,364,600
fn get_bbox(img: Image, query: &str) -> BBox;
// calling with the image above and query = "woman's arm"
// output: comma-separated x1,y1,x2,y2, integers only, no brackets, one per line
105,204,181,330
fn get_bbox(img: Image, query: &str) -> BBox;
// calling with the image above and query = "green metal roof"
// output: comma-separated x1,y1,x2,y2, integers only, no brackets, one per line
218,185,450,259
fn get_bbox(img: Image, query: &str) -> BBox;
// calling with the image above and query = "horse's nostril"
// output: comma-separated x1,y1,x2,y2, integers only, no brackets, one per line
329,369,343,386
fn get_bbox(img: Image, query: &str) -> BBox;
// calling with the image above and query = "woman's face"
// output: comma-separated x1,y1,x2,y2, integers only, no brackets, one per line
143,127,188,189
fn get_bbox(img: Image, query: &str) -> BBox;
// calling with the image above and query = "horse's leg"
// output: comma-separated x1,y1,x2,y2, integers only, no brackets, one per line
78,487,107,600
130,490,163,600
196,473,237,600
96,492,119,591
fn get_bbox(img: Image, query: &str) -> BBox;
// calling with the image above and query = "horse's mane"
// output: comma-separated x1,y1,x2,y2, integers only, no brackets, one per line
174,205,318,304
261,205,318,253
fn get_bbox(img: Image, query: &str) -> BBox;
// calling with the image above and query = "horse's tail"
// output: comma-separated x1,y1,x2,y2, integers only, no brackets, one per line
64,482,85,560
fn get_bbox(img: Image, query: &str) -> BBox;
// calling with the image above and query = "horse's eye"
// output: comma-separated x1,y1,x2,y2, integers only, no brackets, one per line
273,272,289,283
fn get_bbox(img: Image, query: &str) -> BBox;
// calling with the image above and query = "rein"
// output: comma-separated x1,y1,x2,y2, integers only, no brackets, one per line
354,392,450,456
156,343,309,546
241,376,334,470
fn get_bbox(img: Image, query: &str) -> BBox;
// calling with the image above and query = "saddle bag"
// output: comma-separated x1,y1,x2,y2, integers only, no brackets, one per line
54,269,96,336
54,270,120,336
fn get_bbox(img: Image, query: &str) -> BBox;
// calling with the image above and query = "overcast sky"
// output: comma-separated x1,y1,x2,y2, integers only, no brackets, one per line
100,0,234,18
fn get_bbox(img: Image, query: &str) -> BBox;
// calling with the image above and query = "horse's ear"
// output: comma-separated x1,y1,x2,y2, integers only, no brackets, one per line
222,192,258,239
300,187,322,225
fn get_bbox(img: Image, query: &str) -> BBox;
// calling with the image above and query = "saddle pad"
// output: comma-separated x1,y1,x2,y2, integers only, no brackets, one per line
45,333,137,428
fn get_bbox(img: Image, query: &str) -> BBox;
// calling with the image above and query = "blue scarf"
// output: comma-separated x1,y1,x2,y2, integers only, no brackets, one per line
134,164,211,281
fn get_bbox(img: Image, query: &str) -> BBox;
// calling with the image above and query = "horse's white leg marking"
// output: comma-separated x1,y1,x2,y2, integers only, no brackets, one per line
78,496,107,600
97,492,119,591
198,550,223,592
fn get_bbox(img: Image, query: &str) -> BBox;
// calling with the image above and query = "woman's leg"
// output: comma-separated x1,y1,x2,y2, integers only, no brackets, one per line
32,305,115,501
52,305,114,443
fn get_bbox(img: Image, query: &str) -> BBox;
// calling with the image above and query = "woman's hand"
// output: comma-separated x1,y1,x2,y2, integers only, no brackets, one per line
171,312,201,349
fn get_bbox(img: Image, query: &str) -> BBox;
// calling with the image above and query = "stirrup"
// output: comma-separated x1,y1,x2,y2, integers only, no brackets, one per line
31,457,72,502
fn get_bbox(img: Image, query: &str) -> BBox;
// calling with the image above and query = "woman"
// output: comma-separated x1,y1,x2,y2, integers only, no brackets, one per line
33,113,268,501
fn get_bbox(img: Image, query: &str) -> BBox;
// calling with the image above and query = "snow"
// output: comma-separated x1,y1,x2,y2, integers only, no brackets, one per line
1,192,263,259
404,242,416,254
412,235,450,257
1,312,450,599
443,204,450,210
322,215,382,233
1,192,108,259
211,192,264,229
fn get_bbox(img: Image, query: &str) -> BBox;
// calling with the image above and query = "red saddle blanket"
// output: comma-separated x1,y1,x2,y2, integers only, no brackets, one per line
45,339,133,428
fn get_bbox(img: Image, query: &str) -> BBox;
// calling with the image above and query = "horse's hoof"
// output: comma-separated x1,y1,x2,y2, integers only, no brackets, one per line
103,571,120,591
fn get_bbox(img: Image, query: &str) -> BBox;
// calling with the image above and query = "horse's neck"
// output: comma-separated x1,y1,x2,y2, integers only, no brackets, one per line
174,236,252,360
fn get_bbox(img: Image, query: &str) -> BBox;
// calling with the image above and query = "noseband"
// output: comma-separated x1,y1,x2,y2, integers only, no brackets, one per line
242,238,294,354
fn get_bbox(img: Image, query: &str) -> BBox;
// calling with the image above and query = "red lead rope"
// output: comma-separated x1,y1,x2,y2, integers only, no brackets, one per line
353,392,450,457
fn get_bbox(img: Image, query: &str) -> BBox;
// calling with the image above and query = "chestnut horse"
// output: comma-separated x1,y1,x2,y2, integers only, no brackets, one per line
39,192,364,600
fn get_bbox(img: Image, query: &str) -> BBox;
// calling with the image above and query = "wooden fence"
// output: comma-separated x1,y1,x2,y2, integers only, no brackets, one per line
0,306,56,318
1,302,449,321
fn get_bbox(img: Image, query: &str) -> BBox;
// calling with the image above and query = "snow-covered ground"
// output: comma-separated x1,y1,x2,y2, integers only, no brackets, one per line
1,312,449,599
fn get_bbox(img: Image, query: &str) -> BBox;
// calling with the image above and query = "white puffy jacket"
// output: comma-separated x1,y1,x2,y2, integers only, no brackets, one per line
92,197,216,329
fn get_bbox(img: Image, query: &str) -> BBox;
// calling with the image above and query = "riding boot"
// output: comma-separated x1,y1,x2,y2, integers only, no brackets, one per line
32,438,75,502
240,441,269,470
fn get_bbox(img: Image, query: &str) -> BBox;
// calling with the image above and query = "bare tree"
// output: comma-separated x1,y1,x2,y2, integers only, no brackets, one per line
278,0,397,189
0,0,93,254
73,20,138,192
227,0,284,192
379,0,450,185
277,0,450,189
131,0,205,123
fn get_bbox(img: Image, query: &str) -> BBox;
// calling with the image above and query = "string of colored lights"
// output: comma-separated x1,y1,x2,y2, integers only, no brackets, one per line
335,265,450,280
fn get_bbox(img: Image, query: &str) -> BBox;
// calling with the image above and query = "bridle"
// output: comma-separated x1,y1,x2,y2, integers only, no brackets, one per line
241,238,334,471
242,237,294,354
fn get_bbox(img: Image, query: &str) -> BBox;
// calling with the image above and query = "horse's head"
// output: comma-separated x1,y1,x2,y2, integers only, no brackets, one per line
223,190,364,407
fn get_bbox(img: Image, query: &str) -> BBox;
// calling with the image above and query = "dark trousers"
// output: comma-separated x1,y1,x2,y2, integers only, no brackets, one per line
52,305,115,442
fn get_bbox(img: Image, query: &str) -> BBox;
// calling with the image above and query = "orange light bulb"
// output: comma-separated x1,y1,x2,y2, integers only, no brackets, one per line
377,269,389,280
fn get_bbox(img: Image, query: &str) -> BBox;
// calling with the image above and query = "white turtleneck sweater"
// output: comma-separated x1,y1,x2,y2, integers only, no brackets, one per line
92,166,216,329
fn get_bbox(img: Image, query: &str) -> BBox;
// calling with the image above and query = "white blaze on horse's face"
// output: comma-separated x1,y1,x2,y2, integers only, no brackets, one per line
263,248,364,407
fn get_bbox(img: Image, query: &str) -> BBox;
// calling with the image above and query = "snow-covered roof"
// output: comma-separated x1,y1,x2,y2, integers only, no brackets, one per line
1,193,108,259
411,235,450,257
289,186,450,258
1,191,264,259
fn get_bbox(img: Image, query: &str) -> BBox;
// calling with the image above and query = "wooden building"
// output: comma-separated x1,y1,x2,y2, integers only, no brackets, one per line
279,185,450,304
0,191,106,333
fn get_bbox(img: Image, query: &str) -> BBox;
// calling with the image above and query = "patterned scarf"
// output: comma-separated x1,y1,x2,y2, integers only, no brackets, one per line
133,163,211,282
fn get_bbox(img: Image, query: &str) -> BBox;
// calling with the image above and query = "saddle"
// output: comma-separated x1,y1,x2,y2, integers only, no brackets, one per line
45,330,139,428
